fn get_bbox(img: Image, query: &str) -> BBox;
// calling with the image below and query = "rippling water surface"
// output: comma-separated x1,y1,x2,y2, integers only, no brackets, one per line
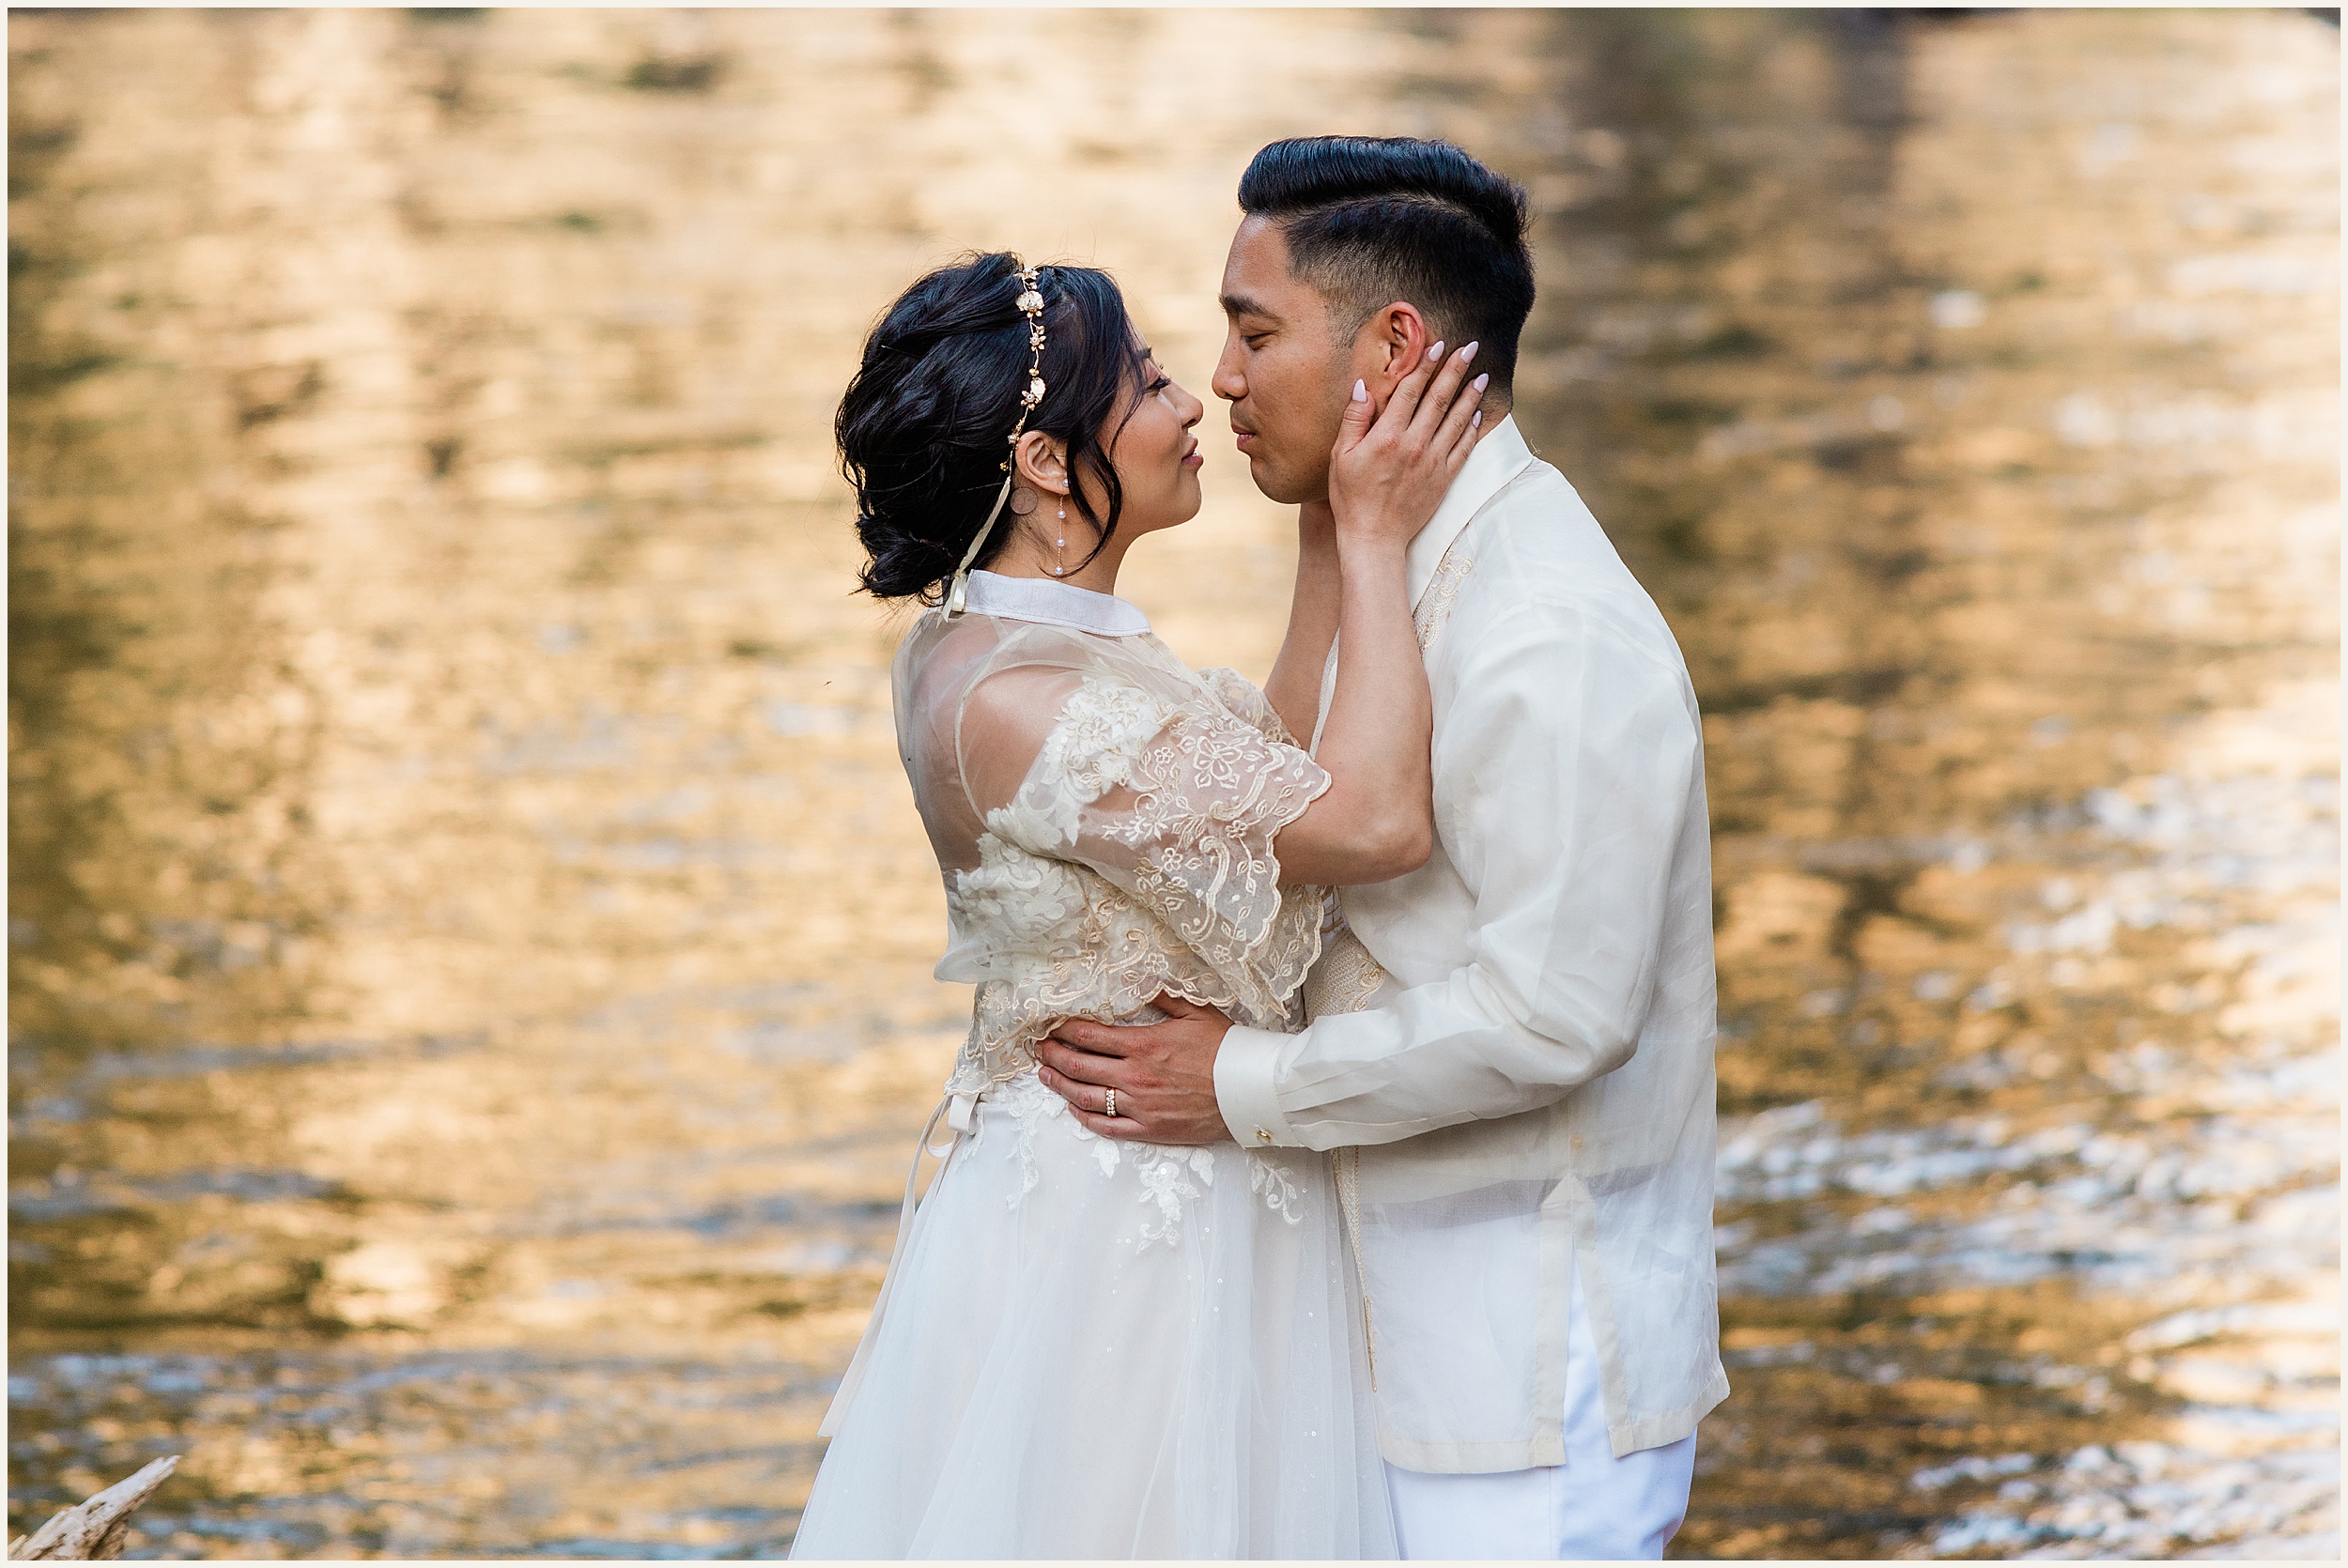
8,8,2338,1558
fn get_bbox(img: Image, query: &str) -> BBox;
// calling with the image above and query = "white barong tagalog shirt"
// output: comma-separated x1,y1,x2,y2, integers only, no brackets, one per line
1217,415,1729,1471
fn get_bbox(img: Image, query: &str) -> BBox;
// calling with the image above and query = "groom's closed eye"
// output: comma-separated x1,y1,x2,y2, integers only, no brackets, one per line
1220,292,1277,333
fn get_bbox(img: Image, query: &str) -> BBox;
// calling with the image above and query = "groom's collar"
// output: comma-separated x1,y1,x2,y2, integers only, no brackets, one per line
1405,413,1536,608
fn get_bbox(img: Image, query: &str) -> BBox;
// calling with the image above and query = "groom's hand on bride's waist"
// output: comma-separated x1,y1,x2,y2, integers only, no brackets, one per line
1037,994,1233,1145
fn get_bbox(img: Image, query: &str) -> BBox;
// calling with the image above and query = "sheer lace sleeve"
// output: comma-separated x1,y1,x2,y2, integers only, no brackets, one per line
1196,666,1305,748
961,665,1332,1023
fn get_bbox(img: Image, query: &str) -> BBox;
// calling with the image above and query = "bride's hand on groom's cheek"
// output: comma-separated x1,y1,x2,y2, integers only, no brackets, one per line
1036,994,1235,1145
1326,337,1489,549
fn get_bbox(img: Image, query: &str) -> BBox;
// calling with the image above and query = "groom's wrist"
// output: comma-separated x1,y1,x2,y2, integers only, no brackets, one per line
1213,1024,1305,1149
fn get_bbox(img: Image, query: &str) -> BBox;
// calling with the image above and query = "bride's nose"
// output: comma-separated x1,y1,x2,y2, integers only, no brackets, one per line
1176,383,1205,427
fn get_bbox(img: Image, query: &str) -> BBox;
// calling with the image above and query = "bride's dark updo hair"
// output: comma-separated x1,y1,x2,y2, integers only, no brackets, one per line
838,253,1151,603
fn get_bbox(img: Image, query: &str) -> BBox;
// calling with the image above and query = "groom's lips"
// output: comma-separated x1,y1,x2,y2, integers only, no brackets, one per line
1232,425,1259,454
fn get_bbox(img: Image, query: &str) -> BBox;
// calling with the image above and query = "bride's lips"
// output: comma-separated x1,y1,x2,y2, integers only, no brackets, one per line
1182,438,1203,469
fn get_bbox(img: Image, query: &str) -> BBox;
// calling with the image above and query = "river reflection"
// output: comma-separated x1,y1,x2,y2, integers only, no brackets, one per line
8,8,2337,1559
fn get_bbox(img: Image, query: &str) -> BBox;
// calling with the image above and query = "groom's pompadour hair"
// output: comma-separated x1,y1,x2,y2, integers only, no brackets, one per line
1239,136,1535,394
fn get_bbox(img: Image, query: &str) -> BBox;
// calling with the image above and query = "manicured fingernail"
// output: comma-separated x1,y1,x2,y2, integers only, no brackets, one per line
1352,378,1367,401
1473,373,1490,392
1427,340,1445,361
1471,411,1482,427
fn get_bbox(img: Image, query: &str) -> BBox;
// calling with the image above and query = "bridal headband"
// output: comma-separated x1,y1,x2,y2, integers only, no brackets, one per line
944,264,1049,617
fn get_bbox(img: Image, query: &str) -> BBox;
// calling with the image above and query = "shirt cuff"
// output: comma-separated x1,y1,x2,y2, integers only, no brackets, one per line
1214,1023,1305,1148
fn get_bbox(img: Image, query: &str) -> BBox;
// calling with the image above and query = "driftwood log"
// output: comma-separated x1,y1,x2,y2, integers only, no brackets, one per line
8,1456,178,1560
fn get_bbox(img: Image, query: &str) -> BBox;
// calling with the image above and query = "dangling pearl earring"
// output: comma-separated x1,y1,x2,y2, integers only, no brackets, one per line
1052,502,1068,576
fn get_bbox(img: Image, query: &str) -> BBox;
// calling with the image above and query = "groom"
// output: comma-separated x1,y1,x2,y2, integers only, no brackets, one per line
1038,136,1726,1559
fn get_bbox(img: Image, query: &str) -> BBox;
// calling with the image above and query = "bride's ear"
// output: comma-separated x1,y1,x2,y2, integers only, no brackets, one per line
1012,430,1069,497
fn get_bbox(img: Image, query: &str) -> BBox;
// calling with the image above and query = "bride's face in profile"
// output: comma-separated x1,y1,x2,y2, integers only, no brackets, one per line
1099,350,1207,538
1005,342,1207,582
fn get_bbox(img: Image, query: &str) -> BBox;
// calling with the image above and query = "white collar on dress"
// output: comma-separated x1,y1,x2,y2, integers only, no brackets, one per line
959,569,1152,637
1405,413,1537,607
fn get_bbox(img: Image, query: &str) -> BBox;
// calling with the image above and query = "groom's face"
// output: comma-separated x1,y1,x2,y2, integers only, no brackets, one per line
1213,217,1358,506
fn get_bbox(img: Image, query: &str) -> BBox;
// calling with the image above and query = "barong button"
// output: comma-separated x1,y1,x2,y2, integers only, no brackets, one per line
1255,1128,1274,1145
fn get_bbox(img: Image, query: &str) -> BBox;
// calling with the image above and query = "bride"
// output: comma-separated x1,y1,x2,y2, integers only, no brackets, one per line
791,253,1486,1559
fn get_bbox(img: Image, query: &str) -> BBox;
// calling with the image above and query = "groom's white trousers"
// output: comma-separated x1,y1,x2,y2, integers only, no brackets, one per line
1382,1263,1697,1560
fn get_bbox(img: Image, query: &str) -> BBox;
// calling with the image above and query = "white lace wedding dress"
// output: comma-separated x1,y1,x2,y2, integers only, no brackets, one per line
789,573,1394,1560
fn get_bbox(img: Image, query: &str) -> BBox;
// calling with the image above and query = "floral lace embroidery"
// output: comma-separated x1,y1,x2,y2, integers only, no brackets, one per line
1246,1151,1307,1225
1302,922,1397,1021
1413,546,1475,651
989,1070,1062,1205
1197,665,1305,747
941,674,1330,1097
989,1072,1238,1253
1074,1129,1219,1252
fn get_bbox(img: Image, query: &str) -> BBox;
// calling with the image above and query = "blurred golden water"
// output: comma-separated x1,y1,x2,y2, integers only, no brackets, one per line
8,8,2337,1558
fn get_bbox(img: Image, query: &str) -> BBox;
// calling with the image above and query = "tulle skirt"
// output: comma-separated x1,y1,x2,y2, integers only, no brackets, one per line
790,1070,1396,1560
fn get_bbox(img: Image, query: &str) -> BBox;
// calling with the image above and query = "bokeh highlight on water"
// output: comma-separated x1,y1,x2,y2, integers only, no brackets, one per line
8,8,2337,1559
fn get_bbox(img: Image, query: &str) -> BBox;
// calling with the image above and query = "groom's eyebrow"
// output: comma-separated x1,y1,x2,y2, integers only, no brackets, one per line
1219,290,1274,322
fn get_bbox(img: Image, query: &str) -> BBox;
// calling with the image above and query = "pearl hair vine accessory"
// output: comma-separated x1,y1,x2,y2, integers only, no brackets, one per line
946,263,1051,617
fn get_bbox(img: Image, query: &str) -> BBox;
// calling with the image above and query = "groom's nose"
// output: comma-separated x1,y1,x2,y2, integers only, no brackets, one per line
1211,339,1246,405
